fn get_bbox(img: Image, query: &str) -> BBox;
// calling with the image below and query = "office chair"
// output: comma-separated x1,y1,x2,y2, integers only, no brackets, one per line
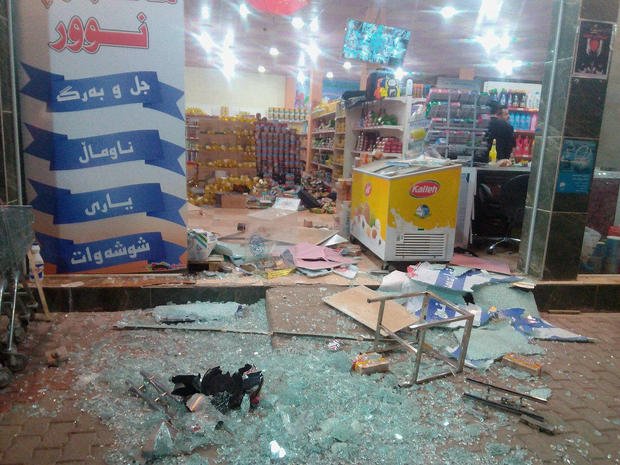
487,174,530,254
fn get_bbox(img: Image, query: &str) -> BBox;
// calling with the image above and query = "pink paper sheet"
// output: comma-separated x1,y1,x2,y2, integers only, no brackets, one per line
288,243,355,270
450,253,512,275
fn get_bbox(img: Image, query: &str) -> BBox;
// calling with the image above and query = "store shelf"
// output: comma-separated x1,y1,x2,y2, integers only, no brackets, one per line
352,150,402,157
312,162,333,170
508,107,539,112
313,129,336,135
312,147,334,152
354,125,404,132
271,119,308,123
335,132,346,135
515,129,536,134
429,127,487,132
363,97,410,106
312,110,336,119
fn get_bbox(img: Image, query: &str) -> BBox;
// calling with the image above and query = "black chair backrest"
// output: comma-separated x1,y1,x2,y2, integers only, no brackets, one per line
500,174,530,227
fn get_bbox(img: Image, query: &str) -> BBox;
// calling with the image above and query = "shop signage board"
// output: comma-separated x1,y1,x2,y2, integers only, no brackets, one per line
556,139,597,195
15,0,187,273
573,20,615,79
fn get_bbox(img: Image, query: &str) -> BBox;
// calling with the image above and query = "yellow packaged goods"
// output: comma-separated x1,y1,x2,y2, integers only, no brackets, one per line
351,352,389,375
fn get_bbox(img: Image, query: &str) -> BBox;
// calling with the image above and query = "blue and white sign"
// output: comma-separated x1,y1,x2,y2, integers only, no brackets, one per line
16,1,187,273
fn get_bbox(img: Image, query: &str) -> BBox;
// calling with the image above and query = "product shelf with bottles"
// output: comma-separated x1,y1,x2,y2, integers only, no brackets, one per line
423,89,492,165
309,100,345,182
344,96,416,170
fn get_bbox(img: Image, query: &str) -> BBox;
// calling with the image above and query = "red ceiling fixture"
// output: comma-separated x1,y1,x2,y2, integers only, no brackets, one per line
247,0,309,16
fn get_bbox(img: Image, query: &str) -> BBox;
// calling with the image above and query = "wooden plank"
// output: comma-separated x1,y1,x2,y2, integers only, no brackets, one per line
323,286,417,335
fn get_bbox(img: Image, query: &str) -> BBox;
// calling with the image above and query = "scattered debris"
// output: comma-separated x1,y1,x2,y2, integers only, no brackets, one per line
142,422,175,461
45,346,69,367
502,353,542,377
352,352,390,375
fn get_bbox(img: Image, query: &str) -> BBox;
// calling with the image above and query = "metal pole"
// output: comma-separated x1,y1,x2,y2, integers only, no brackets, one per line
524,0,564,273
7,0,23,205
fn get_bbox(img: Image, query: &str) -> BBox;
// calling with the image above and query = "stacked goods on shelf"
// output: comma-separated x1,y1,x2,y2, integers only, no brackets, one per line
267,107,308,122
186,114,258,206
424,89,491,164
255,120,303,183
309,101,339,184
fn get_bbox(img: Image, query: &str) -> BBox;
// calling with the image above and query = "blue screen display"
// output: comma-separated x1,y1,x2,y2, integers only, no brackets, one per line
342,19,411,67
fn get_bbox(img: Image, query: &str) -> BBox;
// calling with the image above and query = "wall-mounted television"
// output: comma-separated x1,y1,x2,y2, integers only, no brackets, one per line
342,19,411,67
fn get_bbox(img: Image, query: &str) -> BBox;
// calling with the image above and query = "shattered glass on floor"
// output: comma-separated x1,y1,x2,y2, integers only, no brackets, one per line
62,299,534,465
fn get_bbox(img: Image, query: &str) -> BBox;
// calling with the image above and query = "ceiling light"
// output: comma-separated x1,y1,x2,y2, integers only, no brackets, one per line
495,58,523,76
297,70,306,84
440,6,457,19
309,17,319,33
305,41,321,63
291,17,304,29
196,31,214,51
258,65,266,73
475,31,510,54
221,49,238,80
239,3,250,19
269,47,280,56
326,71,334,79
480,0,502,22
223,29,235,49
201,5,210,20
394,67,406,80
343,61,352,70
298,52,306,67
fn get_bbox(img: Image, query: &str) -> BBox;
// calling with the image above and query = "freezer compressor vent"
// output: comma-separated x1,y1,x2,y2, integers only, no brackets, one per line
394,233,448,259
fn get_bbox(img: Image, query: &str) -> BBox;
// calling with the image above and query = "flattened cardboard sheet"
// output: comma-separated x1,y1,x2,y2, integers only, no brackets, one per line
323,286,417,335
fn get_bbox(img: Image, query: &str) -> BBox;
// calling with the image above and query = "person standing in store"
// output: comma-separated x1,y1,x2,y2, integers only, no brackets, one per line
485,103,516,161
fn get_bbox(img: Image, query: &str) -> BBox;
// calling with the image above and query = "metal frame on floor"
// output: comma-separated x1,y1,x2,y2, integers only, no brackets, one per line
367,290,474,386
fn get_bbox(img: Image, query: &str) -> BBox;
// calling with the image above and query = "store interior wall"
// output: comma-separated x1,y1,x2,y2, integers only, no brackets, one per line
0,2,19,205
185,66,286,116
597,7,620,171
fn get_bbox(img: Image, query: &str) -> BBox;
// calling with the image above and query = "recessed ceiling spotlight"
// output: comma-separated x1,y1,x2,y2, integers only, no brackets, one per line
440,6,457,19
480,0,502,22
269,47,280,56
298,52,306,67
326,71,334,79
495,58,523,76
239,3,250,19
343,61,352,70
201,6,210,20
221,49,237,80
292,17,304,29
258,65,266,73
305,41,321,63
394,67,406,80
309,17,319,33
297,69,306,84
223,29,235,49
196,31,214,51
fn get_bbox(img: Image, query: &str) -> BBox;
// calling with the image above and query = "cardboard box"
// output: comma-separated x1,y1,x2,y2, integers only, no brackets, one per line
216,192,247,209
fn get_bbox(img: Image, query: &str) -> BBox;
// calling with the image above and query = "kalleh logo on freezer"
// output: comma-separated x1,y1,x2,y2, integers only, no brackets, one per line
410,180,440,198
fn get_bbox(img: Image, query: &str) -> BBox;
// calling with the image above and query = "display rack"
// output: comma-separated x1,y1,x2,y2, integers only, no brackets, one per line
255,119,303,183
424,90,491,166
344,97,418,172
308,100,340,185
185,114,257,181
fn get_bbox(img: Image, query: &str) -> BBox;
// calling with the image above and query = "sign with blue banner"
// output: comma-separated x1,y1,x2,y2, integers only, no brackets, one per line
556,138,597,194
16,2,187,273
25,125,184,174
36,231,185,273
30,180,184,225
21,64,183,120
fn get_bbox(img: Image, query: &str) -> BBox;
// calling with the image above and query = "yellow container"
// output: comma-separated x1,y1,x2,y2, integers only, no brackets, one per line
351,160,461,262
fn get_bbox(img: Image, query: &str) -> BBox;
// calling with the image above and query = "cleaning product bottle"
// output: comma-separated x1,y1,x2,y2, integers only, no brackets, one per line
29,243,44,281
489,139,497,163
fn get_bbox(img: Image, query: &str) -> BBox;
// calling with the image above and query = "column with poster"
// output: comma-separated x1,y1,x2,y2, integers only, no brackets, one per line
15,0,187,273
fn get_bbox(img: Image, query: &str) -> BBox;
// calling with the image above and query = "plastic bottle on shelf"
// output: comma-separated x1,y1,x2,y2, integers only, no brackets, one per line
29,243,44,281
489,139,497,163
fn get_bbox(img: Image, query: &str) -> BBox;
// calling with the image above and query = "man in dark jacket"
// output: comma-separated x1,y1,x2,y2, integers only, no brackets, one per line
485,104,516,160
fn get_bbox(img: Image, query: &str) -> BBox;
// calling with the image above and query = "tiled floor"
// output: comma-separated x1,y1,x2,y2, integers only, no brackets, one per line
0,310,618,465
